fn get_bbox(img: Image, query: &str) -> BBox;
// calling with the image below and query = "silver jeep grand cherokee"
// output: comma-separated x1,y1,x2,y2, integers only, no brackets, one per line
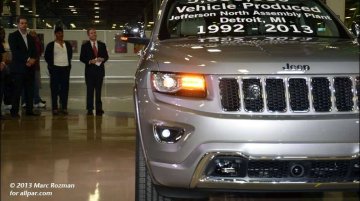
124,0,360,200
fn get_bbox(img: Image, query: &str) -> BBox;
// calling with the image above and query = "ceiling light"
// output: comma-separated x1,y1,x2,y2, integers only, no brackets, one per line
345,16,351,19
28,10,33,13
95,11,99,14
69,5,74,8
94,3,99,5
46,23,52,28
70,23,76,28
73,12,78,14
35,14,39,17
71,9,76,12
349,8,357,11
94,16,99,19
94,7,100,10
94,20,100,23
20,5,24,8
149,21,154,25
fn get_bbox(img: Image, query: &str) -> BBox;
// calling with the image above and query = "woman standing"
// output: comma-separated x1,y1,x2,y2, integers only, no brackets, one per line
44,27,73,115
0,27,11,119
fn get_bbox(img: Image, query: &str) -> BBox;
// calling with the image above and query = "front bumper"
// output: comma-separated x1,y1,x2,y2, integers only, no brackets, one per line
135,87,360,191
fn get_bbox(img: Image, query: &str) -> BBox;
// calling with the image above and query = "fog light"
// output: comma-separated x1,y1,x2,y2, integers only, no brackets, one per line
154,125,185,143
161,129,171,138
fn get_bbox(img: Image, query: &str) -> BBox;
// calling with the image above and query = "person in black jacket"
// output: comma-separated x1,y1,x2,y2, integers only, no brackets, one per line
80,27,109,116
44,27,73,115
8,16,37,117
0,27,6,119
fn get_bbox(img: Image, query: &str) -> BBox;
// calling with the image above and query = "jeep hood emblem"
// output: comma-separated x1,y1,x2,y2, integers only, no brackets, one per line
282,63,310,71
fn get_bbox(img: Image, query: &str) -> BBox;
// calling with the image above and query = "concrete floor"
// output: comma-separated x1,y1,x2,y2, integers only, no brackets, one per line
1,82,359,201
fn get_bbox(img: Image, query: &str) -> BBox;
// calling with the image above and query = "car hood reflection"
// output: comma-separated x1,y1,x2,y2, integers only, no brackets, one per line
151,37,359,75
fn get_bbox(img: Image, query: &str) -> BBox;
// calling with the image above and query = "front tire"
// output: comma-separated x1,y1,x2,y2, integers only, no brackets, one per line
135,135,174,201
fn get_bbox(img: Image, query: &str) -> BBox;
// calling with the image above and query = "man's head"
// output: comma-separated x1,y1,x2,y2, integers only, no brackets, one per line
54,26,64,42
29,30,37,37
16,16,28,33
87,28,97,41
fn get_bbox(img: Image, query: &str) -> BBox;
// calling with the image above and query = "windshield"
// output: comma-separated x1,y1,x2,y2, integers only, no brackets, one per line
159,0,350,40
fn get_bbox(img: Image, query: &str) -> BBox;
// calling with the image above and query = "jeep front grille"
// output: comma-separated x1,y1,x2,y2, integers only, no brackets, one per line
219,76,358,113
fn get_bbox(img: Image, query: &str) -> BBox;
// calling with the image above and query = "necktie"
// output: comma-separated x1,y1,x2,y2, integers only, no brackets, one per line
92,42,98,57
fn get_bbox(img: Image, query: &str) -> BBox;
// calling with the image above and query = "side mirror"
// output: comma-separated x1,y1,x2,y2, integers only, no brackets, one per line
121,22,150,46
350,21,360,39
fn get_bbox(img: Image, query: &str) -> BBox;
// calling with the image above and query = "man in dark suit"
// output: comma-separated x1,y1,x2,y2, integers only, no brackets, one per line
8,16,38,117
80,27,109,116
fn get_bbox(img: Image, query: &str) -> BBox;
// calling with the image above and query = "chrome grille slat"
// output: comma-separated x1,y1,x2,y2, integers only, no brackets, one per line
355,76,359,109
219,78,240,111
242,79,264,112
311,77,332,112
334,77,354,112
265,78,287,112
218,75,359,113
288,78,310,112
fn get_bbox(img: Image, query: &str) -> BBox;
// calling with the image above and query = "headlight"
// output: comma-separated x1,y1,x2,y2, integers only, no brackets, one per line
151,72,207,98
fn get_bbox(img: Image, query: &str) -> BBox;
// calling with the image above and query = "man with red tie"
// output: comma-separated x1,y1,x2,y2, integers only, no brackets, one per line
80,28,109,116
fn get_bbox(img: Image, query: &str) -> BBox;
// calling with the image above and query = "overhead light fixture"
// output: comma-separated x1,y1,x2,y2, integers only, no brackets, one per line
94,7,100,10
20,5,24,8
28,10,33,13
149,21,154,25
345,16,351,19
349,8,357,11
94,20,100,23
73,12,78,14
94,16,99,19
70,23,76,28
46,23,52,28
69,5,74,8
94,3,99,5
71,9,76,12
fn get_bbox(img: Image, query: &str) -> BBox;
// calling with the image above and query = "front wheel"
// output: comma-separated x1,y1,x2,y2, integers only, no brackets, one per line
135,136,175,201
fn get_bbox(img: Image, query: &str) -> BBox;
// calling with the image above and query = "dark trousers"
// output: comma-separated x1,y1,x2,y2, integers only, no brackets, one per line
85,72,103,111
10,71,35,115
48,66,71,110
2,70,13,105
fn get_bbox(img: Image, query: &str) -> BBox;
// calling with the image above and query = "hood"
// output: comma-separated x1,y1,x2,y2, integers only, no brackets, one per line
149,37,359,75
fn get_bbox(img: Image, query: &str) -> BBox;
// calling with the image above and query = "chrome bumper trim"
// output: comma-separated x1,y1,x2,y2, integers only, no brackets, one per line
190,152,360,189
